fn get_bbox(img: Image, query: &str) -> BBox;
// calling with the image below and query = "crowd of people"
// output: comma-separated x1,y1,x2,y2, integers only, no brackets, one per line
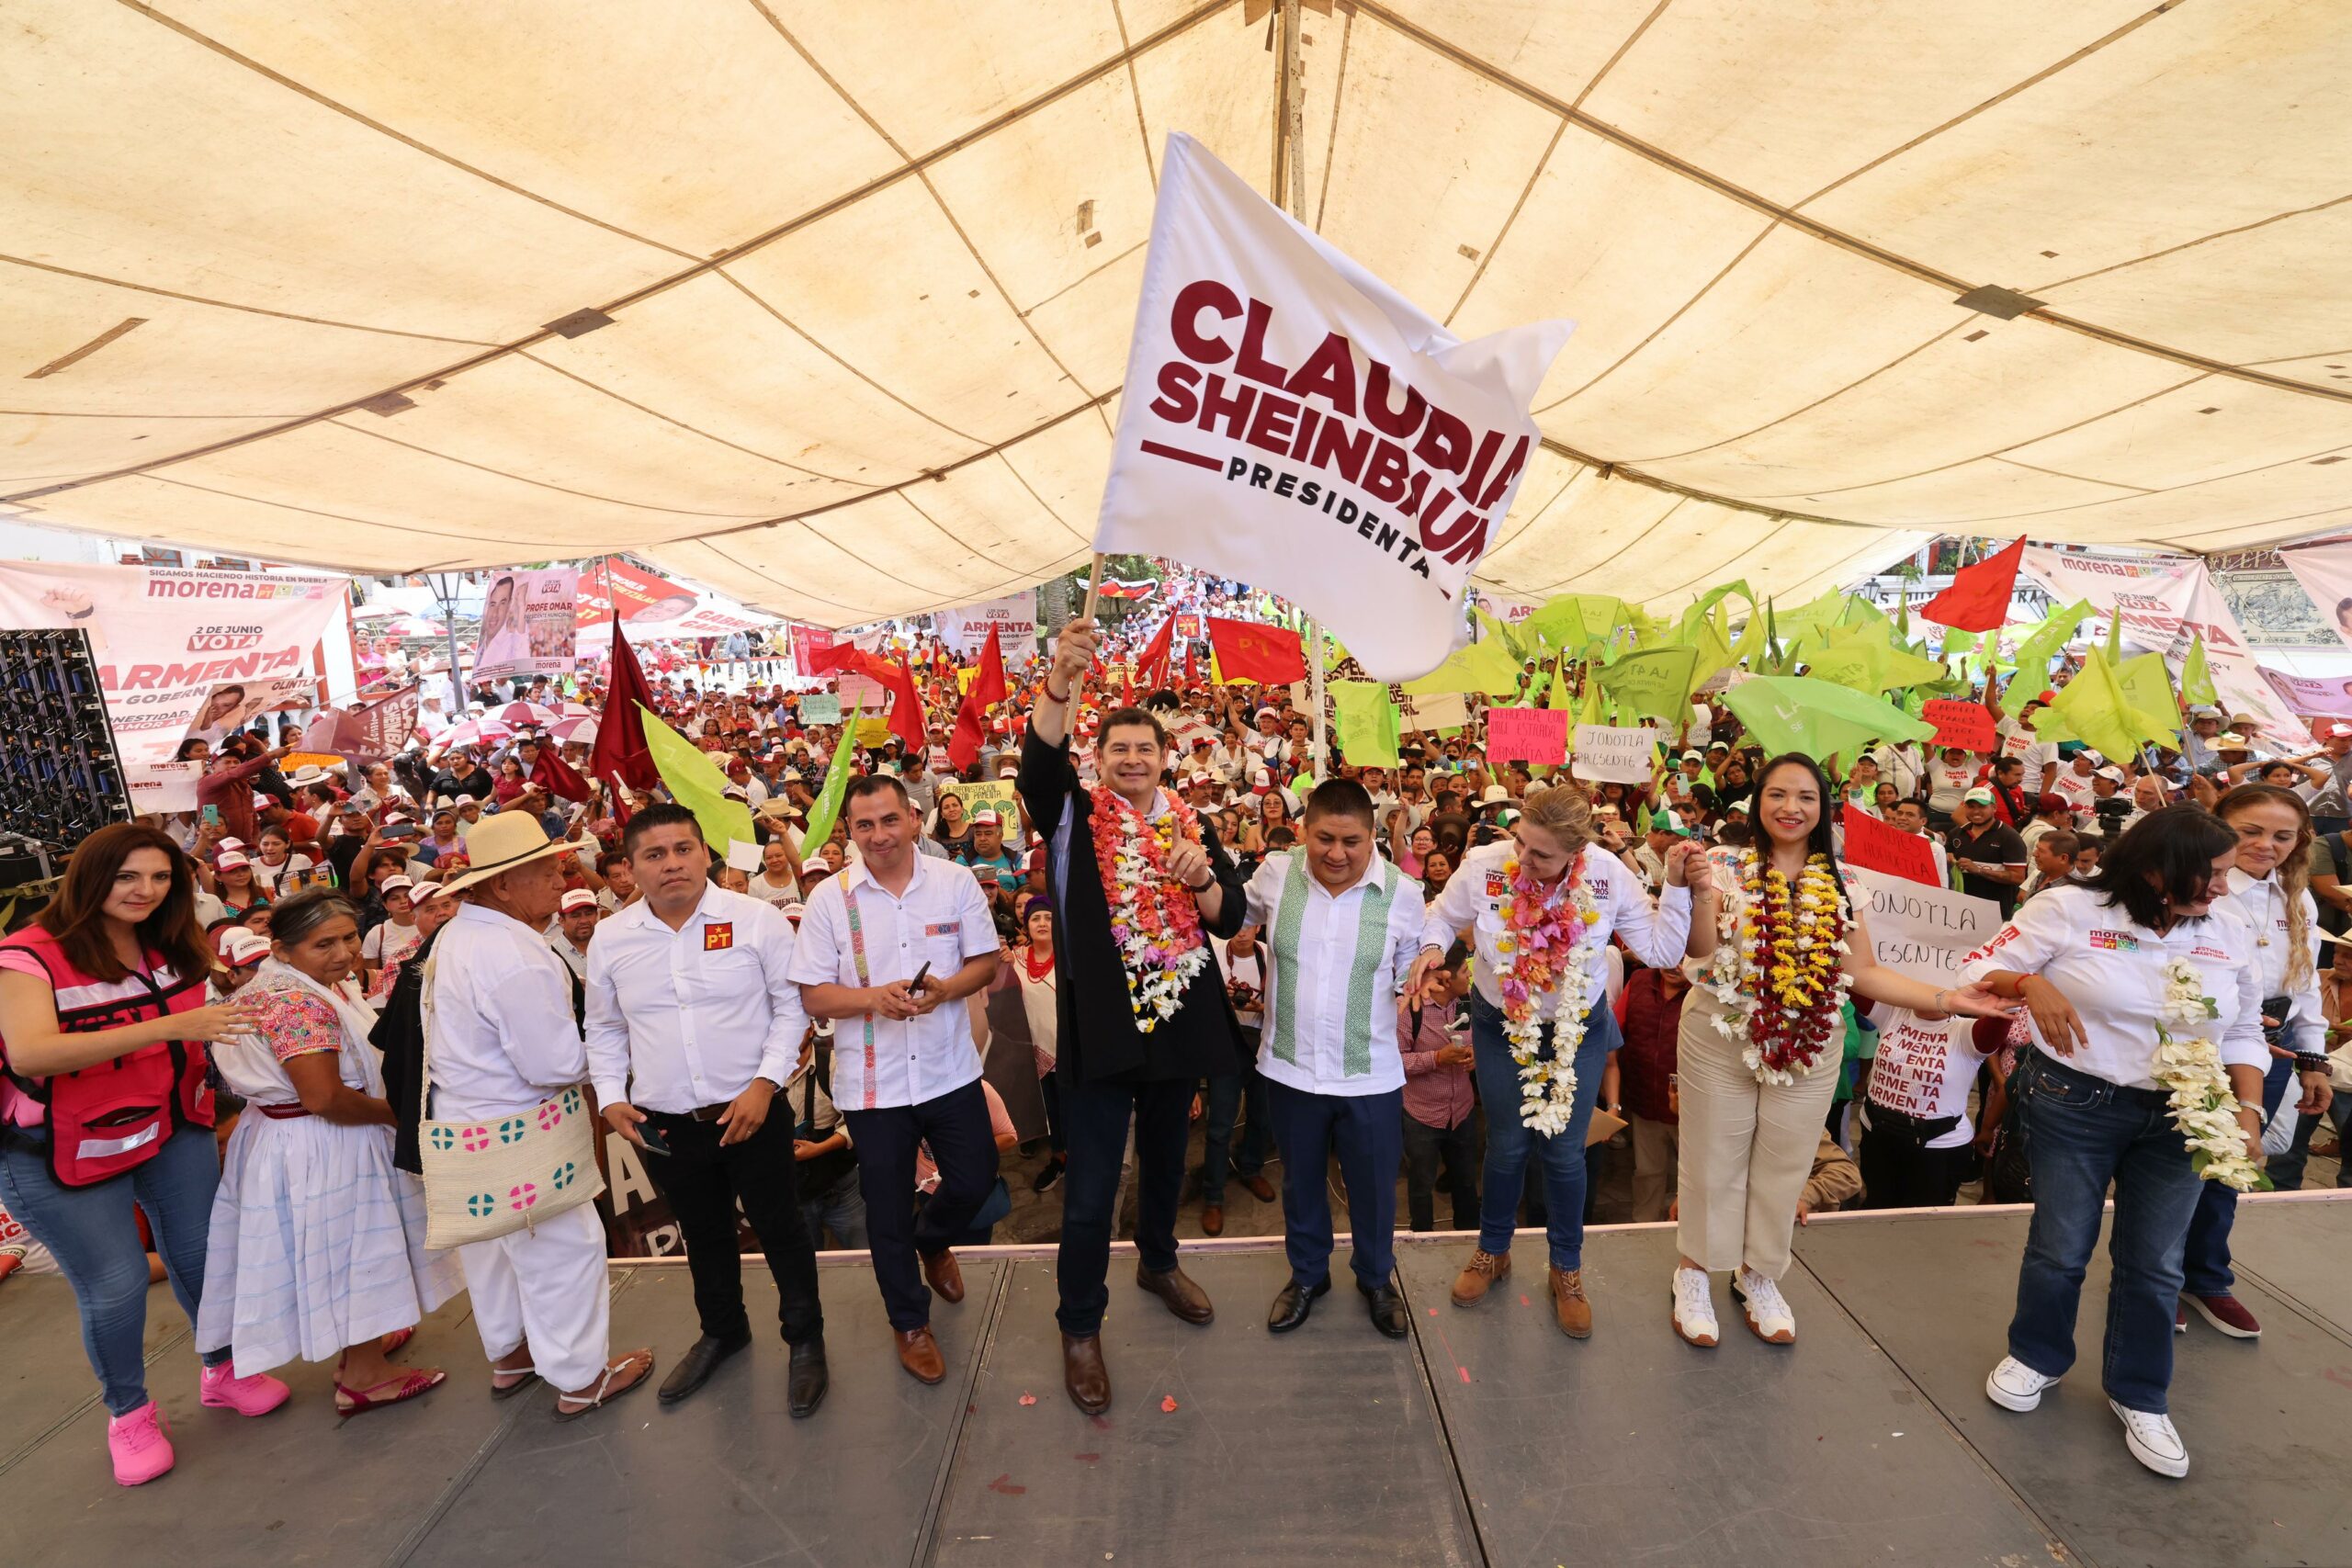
2,586,2346,1491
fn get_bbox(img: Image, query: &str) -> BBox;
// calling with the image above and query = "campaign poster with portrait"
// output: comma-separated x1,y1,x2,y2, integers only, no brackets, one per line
474,567,580,682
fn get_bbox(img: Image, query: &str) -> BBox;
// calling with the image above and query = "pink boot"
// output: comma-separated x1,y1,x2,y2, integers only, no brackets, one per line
199,1362,291,1416
107,1401,175,1486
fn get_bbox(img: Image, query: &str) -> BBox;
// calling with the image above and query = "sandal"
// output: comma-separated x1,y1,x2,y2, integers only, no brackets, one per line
334,1368,447,1416
489,1362,539,1401
380,1327,415,1357
551,1350,654,1423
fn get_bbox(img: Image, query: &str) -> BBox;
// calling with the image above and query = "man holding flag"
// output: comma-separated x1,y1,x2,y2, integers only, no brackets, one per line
1018,615,1250,1415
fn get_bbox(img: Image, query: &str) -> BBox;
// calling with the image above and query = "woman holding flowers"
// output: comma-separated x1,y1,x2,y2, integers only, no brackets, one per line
1408,784,1702,1341
1676,755,2010,1351
1961,804,2270,1479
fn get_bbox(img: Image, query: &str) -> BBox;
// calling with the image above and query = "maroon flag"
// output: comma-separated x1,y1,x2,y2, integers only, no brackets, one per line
590,621,662,795
531,745,594,804
949,627,1008,773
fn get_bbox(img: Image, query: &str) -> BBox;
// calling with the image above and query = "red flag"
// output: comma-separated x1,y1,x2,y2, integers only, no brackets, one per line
1184,640,1201,690
531,744,593,804
589,621,662,793
1134,615,1175,694
881,654,927,750
1207,616,1306,685
1921,538,2025,632
948,627,1008,773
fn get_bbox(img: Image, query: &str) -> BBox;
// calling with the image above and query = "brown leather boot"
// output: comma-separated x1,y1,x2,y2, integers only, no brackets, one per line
1550,1266,1593,1339
1450,1248,1512,1306
921,1248,964,1304
1062,1332,1110,1415
1201,1203,1225,1237
1136,1262,1215,1325
895,1326,944,1385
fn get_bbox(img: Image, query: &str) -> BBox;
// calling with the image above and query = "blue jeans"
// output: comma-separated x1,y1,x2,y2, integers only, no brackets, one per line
1470,991,1615,1270
0,1124,229,1416
2007,1053,2203,1414
799,1165,869,1250
1202,1032,1272,1203
1262,1079,1402,1291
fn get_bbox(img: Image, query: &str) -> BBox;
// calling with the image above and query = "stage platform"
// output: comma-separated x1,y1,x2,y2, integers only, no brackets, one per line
6,1198,2350,1568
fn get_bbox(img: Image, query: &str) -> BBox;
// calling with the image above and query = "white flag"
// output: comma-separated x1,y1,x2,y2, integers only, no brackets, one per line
1091,133,1572,683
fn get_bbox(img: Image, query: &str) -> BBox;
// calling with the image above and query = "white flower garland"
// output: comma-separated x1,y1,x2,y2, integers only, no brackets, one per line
1494,867,1607,1136
2152,958,2267,1191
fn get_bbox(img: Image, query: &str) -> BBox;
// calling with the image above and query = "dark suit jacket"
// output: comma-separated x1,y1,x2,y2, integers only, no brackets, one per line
1017,728,1244,1084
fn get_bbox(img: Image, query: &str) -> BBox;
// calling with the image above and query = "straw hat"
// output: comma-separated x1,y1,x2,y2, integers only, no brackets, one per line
435,812,574,897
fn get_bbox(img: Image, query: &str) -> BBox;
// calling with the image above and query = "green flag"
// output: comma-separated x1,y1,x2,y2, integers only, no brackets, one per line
1547,652,1575,712
801,700,865,849
2041,648,2174,764
1331,681,1400,766
1676,580,1752,645
1690,602,1738,691
640,704,756,860
2181,634,2218,707
1599,645,1700,722
1577,662,1607,726
1940,626,1980,656
2010,599,2090,679
1404,635,1521,696
1720,675,1934,761
2104,607,2124,662
2116,650,2183,741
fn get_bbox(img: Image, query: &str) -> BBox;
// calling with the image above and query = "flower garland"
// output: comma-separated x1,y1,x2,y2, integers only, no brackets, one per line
1491,855,1606,1134
2152,959,2269,1191
1086,784,1210,1032
1702,851,1853,1085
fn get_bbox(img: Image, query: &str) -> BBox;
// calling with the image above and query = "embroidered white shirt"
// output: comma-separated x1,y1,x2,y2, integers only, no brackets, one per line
1244,852,1424,1097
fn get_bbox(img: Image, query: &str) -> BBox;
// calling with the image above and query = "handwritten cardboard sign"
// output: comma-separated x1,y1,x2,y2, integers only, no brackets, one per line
1840,803,1941,886
798,693,842,725
1838,864,2002,983
1487,705,1569,764
1921,699,1997,752
1573,724,1658,784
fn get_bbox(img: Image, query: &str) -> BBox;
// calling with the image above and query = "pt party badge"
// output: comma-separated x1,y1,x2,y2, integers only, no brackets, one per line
704,923,734,952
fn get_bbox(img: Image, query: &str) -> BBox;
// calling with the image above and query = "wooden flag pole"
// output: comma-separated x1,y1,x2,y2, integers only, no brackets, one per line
1082,552,1106,625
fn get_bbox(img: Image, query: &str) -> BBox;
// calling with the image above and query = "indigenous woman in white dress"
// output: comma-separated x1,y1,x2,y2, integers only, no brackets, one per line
1674,754,2009,1348
199,889,461,1416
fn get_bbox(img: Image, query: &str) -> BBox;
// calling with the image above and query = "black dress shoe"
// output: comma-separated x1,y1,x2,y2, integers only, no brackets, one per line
658,1330,750,1404
1266,1276,1331,1333
787,1338,828,1418
1360,1280,1409,1339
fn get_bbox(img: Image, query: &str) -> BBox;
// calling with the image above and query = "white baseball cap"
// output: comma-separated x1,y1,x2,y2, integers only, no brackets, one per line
560,888,599,913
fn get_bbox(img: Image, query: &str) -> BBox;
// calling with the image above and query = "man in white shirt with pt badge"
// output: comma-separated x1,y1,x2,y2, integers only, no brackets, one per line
1244,781,1427,1338
588,805,831,1416
792,776,1001,1388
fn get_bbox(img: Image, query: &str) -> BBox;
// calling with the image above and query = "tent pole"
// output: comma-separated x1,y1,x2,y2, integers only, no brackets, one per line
1278,0,1328,781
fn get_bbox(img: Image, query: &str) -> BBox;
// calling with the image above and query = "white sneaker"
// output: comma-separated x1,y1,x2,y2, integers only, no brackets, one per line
1984,1356,2060,1412
2109,1400,2189,1478
1732,1267,1795,1344
1670,1267,1719,1348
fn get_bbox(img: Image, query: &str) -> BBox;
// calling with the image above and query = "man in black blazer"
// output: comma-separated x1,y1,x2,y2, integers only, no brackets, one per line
1018,616,1247,1415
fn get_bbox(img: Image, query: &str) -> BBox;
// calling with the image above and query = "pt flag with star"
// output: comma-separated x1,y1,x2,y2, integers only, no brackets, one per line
1206,616,1307,686
1089,132,1572,682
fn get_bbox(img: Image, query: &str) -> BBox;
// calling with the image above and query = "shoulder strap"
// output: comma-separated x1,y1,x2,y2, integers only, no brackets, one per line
416,944,440,1129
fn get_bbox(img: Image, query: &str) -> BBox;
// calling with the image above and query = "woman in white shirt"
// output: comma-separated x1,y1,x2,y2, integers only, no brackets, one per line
1961,806,2271,1479
1676,756,2007,1351
1408,786,1697,1340
747,836,803,914
2178,786,2336,1334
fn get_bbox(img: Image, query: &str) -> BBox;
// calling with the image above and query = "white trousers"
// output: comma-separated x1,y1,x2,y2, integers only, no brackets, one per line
455,1203,610,1393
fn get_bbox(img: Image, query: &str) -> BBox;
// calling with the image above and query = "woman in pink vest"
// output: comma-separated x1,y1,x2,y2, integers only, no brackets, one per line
0,825,290,1486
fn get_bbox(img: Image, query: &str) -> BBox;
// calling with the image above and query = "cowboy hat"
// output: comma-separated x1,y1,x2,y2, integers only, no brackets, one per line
435,812,575,897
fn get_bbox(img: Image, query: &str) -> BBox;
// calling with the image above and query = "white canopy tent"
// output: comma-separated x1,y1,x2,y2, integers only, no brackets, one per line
4,0,2346,628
